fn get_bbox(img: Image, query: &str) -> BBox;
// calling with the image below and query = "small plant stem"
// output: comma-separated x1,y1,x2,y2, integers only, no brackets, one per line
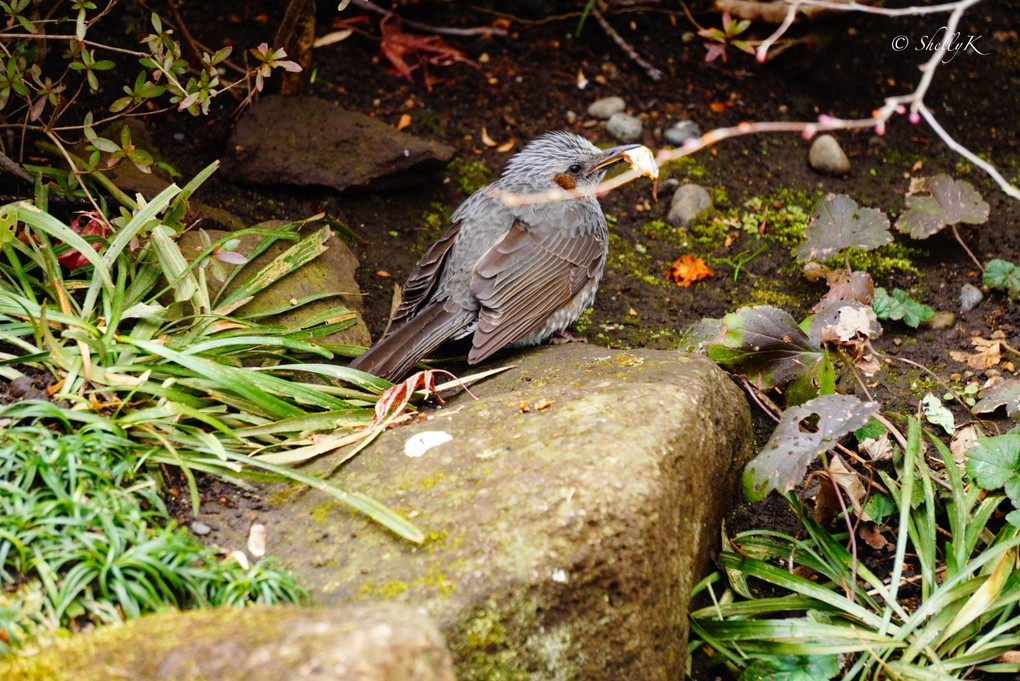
870,342,979,421
739,377,782,423
42,135,104,216
827,466,860,601
951,224,984,271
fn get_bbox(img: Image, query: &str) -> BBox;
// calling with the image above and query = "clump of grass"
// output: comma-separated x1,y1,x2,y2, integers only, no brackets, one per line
0,406,306,652
690,419,1020,679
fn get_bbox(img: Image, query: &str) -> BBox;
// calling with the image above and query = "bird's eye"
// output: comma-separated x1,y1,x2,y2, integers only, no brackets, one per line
567,163,583,174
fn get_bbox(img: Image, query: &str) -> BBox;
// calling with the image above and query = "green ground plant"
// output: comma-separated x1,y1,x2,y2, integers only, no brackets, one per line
691,420,1020,679
0,163,446,646
0,1,299,207
685,177,1020,678
0,408,306,652
0,168,421,541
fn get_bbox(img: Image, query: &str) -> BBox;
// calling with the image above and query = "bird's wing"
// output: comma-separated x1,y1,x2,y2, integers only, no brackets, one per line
469,206,605,363
388,221,462,330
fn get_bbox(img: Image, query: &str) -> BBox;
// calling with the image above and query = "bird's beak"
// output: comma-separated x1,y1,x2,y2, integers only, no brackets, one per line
591,143,642,172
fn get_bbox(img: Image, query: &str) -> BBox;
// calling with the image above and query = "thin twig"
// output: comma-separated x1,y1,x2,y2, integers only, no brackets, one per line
827,465,860,601
591,7,663,81
951,224,984,271
0,149,32,183
346,0,507,37
739,376,783,423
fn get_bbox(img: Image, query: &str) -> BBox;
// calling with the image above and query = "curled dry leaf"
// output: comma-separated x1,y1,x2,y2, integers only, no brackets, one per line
950,424,982,468
811,268,875,313
859,432,893,461
860,523,891,550
397,113,412,130
621,145,659,179
949,336,1002,370
666,254,713,287
481,127,498,147
828,453,871,521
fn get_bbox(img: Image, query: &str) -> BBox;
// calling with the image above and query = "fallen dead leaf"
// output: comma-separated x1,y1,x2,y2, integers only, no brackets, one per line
666,254,713,287
859,432,893,461
829,454,871,521
950,423,982,468
950,337,1002,370
496,138,516,153
481,126,498,147
397,113,412,130
860,523,891,550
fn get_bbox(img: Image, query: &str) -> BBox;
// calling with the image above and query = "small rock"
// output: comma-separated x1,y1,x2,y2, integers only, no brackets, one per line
190,522,212,536
565,110,578,125
808,134,851,176
658,178,680,195
960,283,984,311
668,184,713,227
225,95,454,192
925,310,957,330
587,96,626,120
191,521,214,538
663,120,702,146
606,112,643,142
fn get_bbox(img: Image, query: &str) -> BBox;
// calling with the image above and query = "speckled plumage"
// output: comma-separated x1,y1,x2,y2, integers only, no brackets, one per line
349,132,639,381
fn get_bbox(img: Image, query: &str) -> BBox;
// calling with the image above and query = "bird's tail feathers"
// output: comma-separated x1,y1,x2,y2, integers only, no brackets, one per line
348,304,472,382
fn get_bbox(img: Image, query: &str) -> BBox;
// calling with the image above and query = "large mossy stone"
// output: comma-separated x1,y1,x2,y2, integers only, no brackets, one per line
177,221,370,347
203,343,753,680
0,603,455,681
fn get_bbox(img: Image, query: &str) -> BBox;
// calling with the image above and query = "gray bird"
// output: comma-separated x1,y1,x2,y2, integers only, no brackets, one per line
350,131,639,381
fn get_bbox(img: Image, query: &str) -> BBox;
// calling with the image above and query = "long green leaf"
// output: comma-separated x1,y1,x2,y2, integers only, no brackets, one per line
215,225,331,314
115,336,302,420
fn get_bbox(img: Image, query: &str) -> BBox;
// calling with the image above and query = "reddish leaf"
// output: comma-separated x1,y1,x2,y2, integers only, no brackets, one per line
665,254,713,287
379,15,475,90
58,211,110,270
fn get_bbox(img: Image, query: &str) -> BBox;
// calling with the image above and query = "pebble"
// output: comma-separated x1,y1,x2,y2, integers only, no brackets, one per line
658,178,680,195
190,521,212,536
587,96,626,120
808,134,851,176
663,120,702,146
667,184,713,227
959,283,983,311
565,110,578,125
606,112,643,142
925,310,957,330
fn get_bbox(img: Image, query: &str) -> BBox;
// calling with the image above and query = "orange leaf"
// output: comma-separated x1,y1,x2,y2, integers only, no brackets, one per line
397,113,412,130
665,255,714,287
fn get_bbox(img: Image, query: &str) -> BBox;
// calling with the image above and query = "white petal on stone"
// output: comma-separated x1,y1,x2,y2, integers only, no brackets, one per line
247,523,267,557
404,431,453,458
